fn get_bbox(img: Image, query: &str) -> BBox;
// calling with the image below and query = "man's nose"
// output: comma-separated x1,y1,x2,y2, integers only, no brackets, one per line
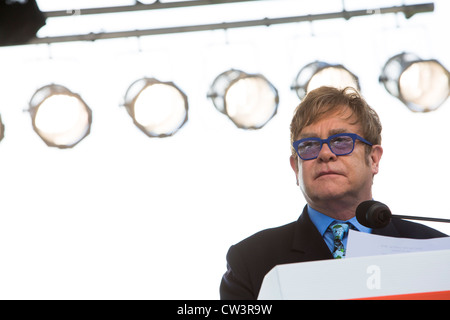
317,142,337,162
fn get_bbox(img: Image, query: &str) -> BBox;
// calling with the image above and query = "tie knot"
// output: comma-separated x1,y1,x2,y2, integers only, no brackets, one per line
329,223,350,241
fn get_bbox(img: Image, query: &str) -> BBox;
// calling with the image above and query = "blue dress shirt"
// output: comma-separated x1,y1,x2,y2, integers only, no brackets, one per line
307,205,372,254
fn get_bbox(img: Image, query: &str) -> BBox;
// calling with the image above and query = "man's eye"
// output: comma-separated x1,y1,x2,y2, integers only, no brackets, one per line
331,137,352,145
299,141,319,150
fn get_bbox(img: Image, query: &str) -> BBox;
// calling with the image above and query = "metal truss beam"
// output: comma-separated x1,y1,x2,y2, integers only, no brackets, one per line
27,3,434,46
43,0,271,18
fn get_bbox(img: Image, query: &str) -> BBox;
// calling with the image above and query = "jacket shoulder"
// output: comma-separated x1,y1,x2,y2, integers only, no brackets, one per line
233,221,297,250
390,217,448,239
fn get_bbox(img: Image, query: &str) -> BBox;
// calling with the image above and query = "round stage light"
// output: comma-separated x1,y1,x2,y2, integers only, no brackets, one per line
123,78,188,137
207,69,279,130
291,61,360,99
28,84,92,148
380,52,450,112
0,115,4,143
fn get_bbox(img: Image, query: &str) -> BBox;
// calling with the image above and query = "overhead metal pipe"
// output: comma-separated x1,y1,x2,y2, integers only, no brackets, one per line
27,3,434,46
43,0,270,18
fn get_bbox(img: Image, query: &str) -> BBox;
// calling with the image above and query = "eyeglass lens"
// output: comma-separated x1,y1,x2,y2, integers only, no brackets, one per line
298,135,354,159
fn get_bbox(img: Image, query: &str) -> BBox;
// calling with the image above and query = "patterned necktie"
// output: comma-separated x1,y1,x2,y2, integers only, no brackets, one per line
329,223,350,259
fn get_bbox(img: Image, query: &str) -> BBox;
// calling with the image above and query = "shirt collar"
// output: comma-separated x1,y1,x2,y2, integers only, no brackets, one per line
307,205,372,236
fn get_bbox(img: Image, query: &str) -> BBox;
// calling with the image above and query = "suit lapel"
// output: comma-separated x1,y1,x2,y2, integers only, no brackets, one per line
292,206,333,260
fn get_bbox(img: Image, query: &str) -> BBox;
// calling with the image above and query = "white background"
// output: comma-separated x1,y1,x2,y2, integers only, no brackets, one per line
0,0,449,299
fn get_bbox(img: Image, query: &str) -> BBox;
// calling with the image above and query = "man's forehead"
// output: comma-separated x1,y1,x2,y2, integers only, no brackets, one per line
298,107,360,138
298,128,351,139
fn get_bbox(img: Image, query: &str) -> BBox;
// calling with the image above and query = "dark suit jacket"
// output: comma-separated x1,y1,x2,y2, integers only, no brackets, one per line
219,205,448,300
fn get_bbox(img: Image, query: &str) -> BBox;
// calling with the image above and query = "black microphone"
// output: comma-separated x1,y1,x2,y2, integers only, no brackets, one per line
356,200,450,229
356,200,392,228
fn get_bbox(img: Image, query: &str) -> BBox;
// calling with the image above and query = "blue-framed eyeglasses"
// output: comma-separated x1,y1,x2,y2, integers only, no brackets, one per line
293,133,373,160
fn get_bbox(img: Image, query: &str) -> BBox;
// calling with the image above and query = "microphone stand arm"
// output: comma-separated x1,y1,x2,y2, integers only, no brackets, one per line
393,215,450,224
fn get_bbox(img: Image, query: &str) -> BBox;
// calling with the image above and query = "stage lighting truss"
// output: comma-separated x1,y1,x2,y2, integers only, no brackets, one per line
207,69,279,130
123,78,188,138
379,52,450,112
291,61,360,100
28,84,92,149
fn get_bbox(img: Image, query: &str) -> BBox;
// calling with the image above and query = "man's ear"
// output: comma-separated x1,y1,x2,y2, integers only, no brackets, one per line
290,155,299,185
370,145,383,175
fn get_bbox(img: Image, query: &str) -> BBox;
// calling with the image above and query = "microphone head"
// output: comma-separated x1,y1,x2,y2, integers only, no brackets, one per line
356,200,392,229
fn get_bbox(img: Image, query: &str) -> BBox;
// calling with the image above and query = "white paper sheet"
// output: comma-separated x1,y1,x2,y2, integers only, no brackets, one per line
346,230,450,258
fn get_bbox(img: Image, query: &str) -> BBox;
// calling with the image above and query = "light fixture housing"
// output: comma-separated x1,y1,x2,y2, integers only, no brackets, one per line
291,61,360,99
28,84,92,148
123,78,188,138
379,52,450,112
0,115,4,143
207,69,279,130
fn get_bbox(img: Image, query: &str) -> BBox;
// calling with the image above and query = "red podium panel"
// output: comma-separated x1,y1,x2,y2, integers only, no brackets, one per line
357,290,450,300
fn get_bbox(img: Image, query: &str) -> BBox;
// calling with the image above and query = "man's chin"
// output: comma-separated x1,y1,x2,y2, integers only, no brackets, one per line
303,188,351,204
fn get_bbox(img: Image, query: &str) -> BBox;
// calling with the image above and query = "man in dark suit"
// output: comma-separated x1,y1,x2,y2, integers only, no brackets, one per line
219,86,447,300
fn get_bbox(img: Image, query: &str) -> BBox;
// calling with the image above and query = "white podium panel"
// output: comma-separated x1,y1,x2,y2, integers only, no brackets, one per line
258,250,450,300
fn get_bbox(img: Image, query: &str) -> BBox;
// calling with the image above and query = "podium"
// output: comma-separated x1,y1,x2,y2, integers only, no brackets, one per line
258,249,450,300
